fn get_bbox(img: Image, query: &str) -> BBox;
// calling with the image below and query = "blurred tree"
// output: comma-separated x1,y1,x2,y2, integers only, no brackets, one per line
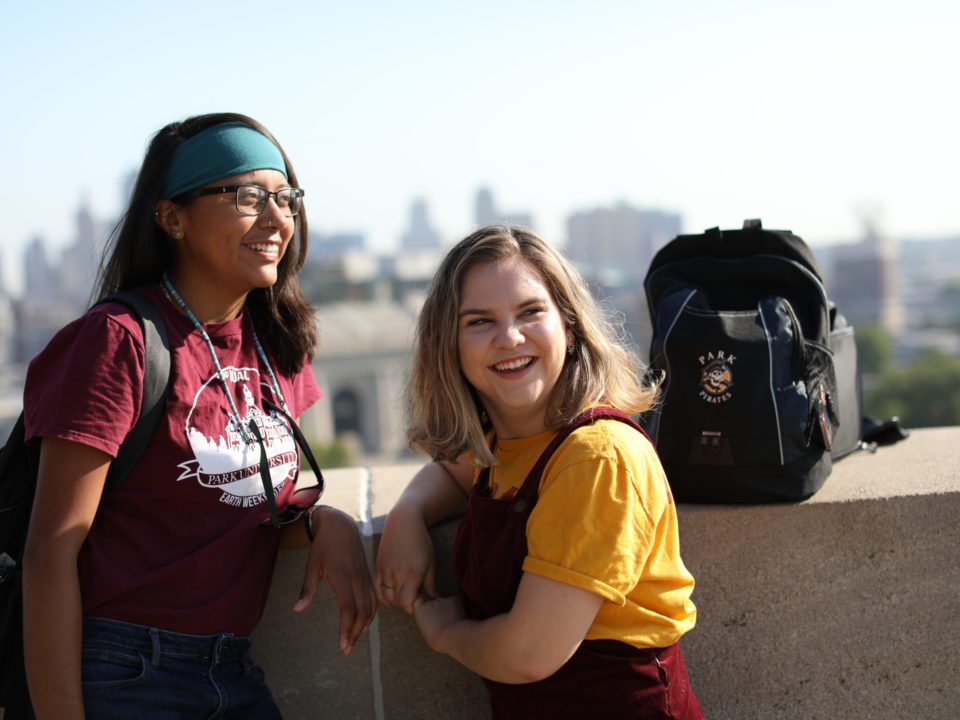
940,281,960,332
855,325,893,376
301,438,354,470
865,349,960,428
940,279,960,305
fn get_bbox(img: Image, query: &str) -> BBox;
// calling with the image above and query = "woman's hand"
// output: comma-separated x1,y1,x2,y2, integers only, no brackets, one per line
375,459,473,614
375,502,437,613
413,595,466,653
293,506,377,656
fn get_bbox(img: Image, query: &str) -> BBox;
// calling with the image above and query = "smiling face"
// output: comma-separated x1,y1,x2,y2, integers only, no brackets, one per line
457,256,570,438
164,168,294,314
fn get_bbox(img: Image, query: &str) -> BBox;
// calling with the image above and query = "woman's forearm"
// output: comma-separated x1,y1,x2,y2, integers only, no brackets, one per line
22,553,86,719
397,461,470,527
437,613,555,684
25,437,113,720
420,574,603,684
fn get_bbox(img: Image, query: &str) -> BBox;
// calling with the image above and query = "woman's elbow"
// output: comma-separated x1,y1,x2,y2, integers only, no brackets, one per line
505,645,576,684
515,664,557,684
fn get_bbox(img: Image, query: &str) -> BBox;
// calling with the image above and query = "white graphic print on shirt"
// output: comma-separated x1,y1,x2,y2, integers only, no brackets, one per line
176,366,298,509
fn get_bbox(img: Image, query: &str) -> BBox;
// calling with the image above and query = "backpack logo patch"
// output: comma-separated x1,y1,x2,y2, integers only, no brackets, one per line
698,350,735,404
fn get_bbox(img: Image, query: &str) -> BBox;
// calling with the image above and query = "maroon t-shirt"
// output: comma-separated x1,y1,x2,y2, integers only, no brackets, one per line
24,287,321,636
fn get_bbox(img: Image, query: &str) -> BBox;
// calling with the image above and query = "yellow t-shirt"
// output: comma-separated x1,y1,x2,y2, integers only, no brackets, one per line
479,419,697,649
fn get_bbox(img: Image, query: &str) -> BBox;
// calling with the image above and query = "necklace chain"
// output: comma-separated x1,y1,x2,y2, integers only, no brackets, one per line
161,273,291,444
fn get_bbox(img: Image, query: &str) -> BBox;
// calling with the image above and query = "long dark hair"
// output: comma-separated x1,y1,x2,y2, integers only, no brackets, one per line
95,112,317,374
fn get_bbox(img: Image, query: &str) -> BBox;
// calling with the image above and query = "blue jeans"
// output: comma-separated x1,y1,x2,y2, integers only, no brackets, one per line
78,616,283,719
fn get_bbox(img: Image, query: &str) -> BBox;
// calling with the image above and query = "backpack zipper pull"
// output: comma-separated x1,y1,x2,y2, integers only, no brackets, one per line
817,384,833,452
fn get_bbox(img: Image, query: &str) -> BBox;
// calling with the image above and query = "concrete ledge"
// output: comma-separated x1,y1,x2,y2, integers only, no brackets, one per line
254,427,960,719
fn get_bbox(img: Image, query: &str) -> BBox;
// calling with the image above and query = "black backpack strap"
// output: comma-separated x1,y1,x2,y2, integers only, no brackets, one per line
102,291,172,491
860,415,910,447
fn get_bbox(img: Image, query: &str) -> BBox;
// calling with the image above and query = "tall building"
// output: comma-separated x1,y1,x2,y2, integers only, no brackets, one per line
562,202,682,352
474,187,533,229
829,221,904,337
400,198,442,252
565,202,681,282
0,295,14,366
24,236,58,304
60,202,101,310
0,250,13,366
898,235,960,328
476,188,496,226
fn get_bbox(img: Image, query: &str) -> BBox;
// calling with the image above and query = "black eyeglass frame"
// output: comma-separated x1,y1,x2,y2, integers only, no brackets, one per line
255,399,326,540
184,184,305,216
273,483,323,527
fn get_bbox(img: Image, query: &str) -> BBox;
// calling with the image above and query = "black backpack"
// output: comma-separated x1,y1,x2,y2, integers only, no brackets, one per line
0,291,171,709
641,220,861,502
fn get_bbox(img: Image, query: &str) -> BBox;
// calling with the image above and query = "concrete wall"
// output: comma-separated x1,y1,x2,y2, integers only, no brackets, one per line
253,427,960,719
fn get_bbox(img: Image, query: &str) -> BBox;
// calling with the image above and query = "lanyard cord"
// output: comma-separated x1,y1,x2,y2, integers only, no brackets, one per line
252,329,290,418
160,273,294,526
161,274,291,444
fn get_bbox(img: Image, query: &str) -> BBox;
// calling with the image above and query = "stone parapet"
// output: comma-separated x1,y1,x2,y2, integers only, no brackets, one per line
254,427,960,719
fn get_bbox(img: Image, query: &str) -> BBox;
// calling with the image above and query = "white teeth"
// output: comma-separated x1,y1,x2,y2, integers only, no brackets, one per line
494,357,533,372
247,244,278,254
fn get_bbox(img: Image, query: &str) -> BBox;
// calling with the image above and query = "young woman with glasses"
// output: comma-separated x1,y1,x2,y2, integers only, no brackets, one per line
16,113,376,719
376,226,704,719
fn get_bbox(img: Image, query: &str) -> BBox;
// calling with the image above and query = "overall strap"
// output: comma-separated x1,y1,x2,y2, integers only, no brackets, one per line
474,437,498,496
102,290,172,491
513,408,646,508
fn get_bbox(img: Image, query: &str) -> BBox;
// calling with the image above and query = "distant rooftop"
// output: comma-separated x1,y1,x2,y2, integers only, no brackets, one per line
315,301,418,358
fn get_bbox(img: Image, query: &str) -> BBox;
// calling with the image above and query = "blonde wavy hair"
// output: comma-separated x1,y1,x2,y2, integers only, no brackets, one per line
406,225,657,466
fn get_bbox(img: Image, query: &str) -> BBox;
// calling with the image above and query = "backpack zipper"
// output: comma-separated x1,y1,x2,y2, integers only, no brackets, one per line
655,288,698,447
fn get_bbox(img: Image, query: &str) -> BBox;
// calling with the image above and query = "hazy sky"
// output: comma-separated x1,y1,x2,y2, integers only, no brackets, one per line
2,0,957,293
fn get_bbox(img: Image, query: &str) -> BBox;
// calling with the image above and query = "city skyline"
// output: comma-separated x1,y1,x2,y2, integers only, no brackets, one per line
3,1,958,295
10,185,960,301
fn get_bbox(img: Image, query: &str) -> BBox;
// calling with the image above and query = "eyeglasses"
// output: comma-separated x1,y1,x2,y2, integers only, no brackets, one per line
254,399,326,536
273,483,323,526
186,184,305,216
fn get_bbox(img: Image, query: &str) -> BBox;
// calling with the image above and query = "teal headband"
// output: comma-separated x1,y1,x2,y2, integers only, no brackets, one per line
160,122,288,199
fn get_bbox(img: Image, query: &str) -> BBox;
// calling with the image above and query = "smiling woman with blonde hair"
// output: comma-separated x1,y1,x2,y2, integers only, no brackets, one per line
377,225,704,718
406,225,656,467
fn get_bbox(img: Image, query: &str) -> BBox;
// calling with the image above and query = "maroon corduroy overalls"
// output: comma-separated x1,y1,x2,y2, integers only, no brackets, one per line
454,408,705,720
